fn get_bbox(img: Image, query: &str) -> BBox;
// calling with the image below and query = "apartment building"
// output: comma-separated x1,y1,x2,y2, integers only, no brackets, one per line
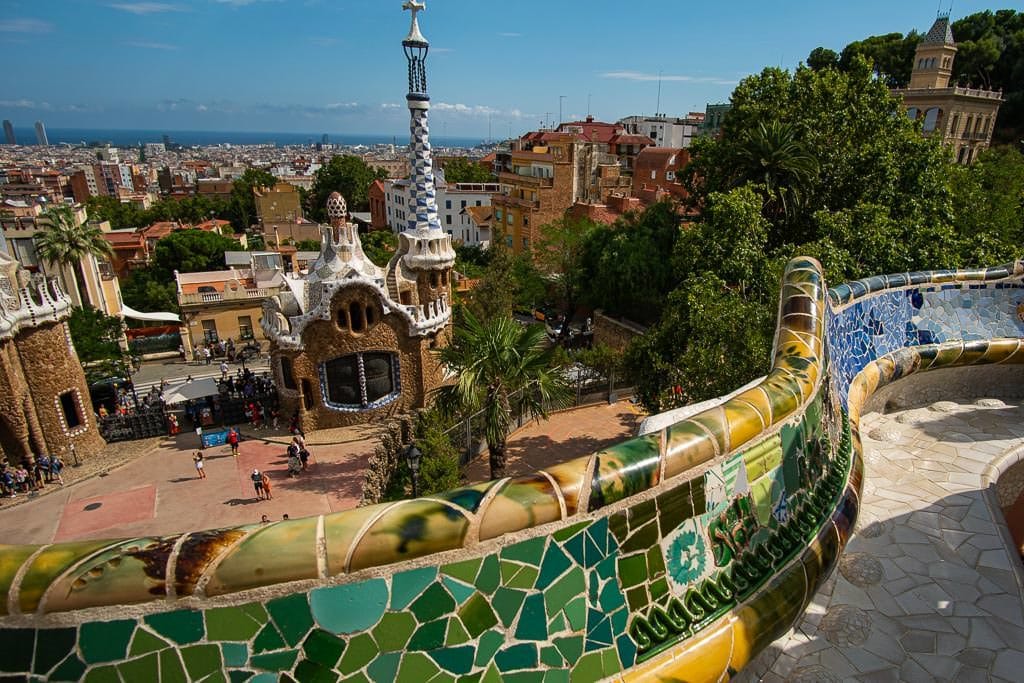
384,175,498,247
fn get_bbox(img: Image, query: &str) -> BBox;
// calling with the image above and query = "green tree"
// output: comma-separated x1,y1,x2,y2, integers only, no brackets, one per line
362,230,398,266
228,168,276,232
465,238,517,322
120,270,179,317
307,156,388,221
34,205,115,304
68,306,130,382
838,31,920,86
947,145,1024,264
150,229,241,278
534,216,598,337
436,312,571,480
732,121,818,226
807,47,839,70
441,157,494,184
296,239,322,251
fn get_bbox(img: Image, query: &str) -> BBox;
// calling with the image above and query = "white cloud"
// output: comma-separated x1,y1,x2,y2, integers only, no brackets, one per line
325,102,359,110
213,0,280,6
0,99,43,109
380,103,402,110
109,3,184,14
432,103,533,120
125,40,178,50
196,104,208,112
0,18,53,33
601,70,737,85
498,32,522,38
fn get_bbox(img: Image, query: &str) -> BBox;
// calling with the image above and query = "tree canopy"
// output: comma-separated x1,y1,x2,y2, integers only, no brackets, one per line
306,156,388,221
441,157,494,184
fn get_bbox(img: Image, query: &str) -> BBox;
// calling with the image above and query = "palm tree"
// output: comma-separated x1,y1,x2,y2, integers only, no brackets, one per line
733,120,819,225
33,205,114,305
436,312,572,480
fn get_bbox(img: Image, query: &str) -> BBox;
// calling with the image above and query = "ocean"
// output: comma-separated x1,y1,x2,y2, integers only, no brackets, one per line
6,127,488,150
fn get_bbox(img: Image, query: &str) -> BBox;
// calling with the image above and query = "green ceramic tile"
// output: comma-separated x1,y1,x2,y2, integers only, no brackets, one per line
473,555,500,595
458,673,483,683
620,520,658,554
396,652,440,682
599,581,626,614
495,644,537,672
501,537,546,566
544,566,585,618
554,636,583,666
228,671,254,683
80,620,136,664
429,646,475,676
445,618,470,646
457,593,498,638
221,643,248,668
372,612,416,651
0,628,33,672
145,609,204,645
242,603,270,623
410,583,456,623
506,564,539,590
182,644,222,680
646,545,666,577
649,577,669,601
49,655,87,682
544,671,570,683
553,521,590,543
302,629,344,668
249,675,277,683
570,652,604,682
252,623,285,653
0,543,39,617
442,576,475,605
408,618,448,651
548,612,567,635
118,652,159,682
475,630,504,667
563,533,585,566
514,593,548,641
158,648,187,683
206,606,264,642
293,659,336,683
541,646,563,668
441,558,482,584
83,665,120,683
339,633,378,673
205,518,318,596
492,587,527,627
367,652,400,683
267,593,314,647
601,648,621,676
625,586,648,612
17,539,112,613
34,628,77,675
249,650,298,672
481,663,502,683
129,628,170,656
311,579,388,635
564,597,586,631
391,567,438,610
345,673,371,683
536,543,572,591
201,671,228,683
503,673,546,683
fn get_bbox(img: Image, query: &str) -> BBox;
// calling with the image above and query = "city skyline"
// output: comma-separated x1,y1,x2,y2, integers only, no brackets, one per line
0,0,1003,137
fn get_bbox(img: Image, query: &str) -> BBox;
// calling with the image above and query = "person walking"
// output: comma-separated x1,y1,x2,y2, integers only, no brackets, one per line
50,452,64,485
251,469,264,500
220,360,229,381
193,451,207,479
227,427,240,457
203,346,212,365
261,471,273,500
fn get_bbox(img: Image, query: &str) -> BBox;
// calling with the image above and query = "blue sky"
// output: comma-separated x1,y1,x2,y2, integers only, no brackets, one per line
0,0,1004,137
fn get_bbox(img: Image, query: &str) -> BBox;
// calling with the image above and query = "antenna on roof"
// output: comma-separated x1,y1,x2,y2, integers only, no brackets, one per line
587,93,592,117
656,70,662,117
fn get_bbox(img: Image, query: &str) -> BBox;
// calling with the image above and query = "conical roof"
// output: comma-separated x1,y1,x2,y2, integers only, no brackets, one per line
922,16,955,45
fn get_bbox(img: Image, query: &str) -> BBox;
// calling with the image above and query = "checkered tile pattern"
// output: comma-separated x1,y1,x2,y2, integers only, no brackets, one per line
406,105,442,234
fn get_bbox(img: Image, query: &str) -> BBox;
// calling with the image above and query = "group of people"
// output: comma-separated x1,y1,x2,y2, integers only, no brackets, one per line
286,434,312,477
188,338,257,366
1,453,64,498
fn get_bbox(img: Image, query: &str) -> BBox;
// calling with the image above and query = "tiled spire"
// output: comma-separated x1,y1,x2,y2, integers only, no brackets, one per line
402,1,442,237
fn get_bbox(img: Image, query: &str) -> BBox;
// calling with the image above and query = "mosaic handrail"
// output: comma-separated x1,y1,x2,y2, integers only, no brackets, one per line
0,258,828,618
0,257,1021,683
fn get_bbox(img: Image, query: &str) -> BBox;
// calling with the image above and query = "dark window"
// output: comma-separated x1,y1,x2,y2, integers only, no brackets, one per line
321,352,399,410
280,357,297,390
349,302,365,332
59,391,81,429
365,305,376,326
445,215,452,225
301,379,315,409
430,272,440,287
445,200,452,209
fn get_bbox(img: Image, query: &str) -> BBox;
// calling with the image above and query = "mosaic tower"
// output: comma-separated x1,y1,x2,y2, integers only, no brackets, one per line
389,1,455,314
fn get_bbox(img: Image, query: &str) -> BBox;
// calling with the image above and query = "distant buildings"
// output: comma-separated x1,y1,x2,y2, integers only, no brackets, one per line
892,14,1003,164
618,113,705,148
2,120,14,145
383,175,498,247
703,104,731,138
34,121,48,146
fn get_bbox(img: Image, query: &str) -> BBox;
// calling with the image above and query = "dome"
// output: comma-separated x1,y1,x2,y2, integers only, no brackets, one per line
326,192,347,221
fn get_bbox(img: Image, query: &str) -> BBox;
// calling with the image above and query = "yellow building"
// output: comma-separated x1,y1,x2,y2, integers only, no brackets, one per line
255,182,304,226
893,15,1003,164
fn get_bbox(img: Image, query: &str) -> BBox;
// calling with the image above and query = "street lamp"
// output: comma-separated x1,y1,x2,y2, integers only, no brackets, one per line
404,443,422,498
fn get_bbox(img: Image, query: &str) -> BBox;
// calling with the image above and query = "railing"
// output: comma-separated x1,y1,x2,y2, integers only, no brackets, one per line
179,287,277,305
498,171,554,188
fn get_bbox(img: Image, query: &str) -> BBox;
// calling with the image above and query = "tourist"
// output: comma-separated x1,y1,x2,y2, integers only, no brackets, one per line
14,466,28,493
1,465,15,497
287,449,302,477
37,453,51,483
167,413,180,435
50,452,64,485
261,471,273,500
178,344,186,361
30,457,44,489
193,451,206,479
220,360,229,380
260,514,270,524
299,445,312,471
203,346,212,365
227,427,240,457
289,410,303,436
251,469,264,500
98,404,109,419
282,514,289,521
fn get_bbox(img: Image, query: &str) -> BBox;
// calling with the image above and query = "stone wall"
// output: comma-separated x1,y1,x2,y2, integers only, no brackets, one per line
592,310,646,352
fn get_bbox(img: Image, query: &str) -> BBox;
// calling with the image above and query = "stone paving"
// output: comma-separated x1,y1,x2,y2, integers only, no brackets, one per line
741,398,1024,683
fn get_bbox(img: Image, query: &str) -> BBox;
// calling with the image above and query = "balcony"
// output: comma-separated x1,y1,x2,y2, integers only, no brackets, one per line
498,171,554,188
179,287,278,306
493,195,539,210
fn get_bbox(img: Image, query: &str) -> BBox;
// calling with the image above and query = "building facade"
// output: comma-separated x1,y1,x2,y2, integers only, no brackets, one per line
383,176,498,246
2,120,14,145
33,121,47,146
892,15,1003,164
0,251,105,466
262,5,453,432
618,114,705,148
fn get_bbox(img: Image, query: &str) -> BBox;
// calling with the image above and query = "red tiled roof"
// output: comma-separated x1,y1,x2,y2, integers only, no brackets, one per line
609,134,654,146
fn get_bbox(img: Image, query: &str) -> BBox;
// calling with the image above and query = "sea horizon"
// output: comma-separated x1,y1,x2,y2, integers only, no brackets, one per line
4,126,491,150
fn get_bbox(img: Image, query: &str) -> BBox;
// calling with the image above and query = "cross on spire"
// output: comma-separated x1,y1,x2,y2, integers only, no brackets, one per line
402,1,427,44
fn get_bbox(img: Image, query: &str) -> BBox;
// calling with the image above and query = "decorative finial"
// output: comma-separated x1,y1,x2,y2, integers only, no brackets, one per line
403,1,428,45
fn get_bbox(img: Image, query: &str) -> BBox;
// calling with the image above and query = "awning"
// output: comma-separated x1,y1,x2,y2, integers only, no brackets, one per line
162,377,220,404
120,303,181,324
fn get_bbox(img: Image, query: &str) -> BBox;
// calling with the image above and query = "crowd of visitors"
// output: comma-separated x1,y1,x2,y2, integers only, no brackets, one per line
0,452,64,498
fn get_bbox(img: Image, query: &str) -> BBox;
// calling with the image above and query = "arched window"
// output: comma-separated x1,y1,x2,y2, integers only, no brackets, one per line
280,357,297,390
321,352,400,411
349,302,365,332
906,107,920,121
922,108,940,133
365,305,376,327
430,272,440,288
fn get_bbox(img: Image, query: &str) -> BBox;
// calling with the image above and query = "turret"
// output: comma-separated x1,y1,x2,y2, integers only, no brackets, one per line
908,15,957,90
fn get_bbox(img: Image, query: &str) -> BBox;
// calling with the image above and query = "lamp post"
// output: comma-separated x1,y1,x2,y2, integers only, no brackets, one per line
404,442,422,498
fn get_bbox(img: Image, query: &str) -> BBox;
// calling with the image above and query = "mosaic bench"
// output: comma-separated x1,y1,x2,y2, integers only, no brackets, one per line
0,257,1021,682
